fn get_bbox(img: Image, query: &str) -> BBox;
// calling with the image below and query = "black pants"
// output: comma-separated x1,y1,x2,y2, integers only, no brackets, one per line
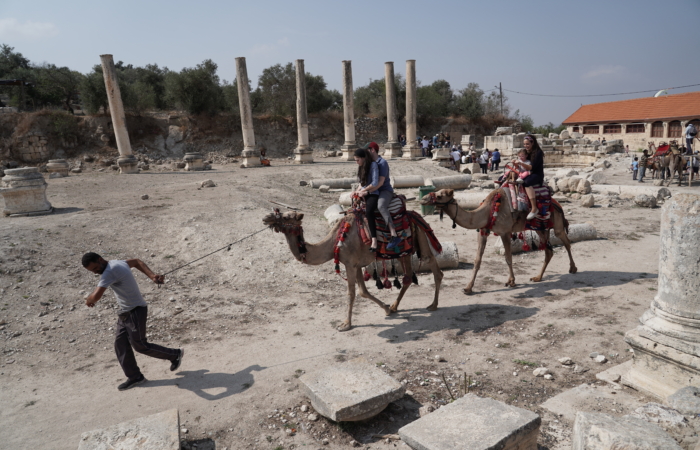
366,195,379,239
115,306,179,379
480,163,488,174
492,160,500,171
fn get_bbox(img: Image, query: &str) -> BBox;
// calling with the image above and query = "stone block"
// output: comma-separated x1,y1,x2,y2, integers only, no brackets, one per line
424,175,472,190
78,409,180,450
390,175,424,188
318,185,330,193
634,194,657,208
630,402,687,428
556,168,578,178
398,394,540,450
668,386,700,415
572,411,681,450
580,194,595,207
299,357,405,421
324,204,345,226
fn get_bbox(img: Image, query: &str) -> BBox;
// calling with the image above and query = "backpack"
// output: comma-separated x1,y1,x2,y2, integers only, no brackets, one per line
690,124,698,137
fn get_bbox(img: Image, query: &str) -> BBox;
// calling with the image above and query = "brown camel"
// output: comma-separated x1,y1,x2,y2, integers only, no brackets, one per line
262,210,443,331
649,141,685,185
421,189,577,294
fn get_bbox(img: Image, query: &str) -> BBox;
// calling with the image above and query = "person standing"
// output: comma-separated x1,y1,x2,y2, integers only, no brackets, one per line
82,253,184,391
450,146,461,172
478,150,489,174
686,123,697,155
631,157,639,181
491,148,501,172
420,136,430,157
638,149,649,182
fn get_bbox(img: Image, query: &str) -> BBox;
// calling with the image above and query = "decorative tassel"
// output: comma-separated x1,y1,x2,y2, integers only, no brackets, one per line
452,219,456,229
372,269,378,281
383,279,392,289
376,277,384,290
334,263,340,272
412,273,419,285
522,242,530,252
363,269,371,281
337,240,343,248
393,278,402,289
402,275,412,285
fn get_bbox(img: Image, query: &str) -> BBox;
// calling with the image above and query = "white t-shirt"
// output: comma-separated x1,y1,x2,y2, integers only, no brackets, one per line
479,153,489,164
451,151,461,162
98,260,147,314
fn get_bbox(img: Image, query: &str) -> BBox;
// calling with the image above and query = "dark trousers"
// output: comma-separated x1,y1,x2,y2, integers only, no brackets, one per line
365,194,379,239
115,306,179,379
480,163,488,174
492,160,500,171
638,166,646,181
687,138,693,154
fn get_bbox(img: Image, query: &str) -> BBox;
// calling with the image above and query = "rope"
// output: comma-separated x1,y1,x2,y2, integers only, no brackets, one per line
162,227,268,277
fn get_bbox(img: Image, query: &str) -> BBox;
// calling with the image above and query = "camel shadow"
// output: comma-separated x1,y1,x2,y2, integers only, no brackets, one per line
372,303,539,344
146,365,265,401
485,270,658,299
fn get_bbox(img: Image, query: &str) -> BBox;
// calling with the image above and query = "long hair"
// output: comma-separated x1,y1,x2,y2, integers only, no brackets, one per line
525,134,543,160
355,148,371,186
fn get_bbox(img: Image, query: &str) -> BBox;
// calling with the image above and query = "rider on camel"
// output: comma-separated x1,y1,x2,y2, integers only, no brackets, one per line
513,134,545,220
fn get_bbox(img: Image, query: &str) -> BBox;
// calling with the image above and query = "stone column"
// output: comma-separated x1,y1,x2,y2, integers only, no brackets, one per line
384,62,403,158
236,57,260,168
339,60,357,162
0,167,52,216
99,55,138,174
402,60,421,160
623,193,700,400
293,59,313,164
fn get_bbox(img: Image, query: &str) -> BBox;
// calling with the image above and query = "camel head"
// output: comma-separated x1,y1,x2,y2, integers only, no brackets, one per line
419,189,455,207
262,210,305,234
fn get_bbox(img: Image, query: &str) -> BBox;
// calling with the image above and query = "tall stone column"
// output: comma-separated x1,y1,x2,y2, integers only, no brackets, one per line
339,60,357,162
99,55,138,174
293,59,313,164
383,62,403,158
402,60,421,160
623,193,700,400
236,57,260,168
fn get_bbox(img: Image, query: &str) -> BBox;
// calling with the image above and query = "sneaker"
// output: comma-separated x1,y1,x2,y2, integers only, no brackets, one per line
515,179,524,185
118,375,146,391
170,348,184,372
387,236,402,250
526,211,537,220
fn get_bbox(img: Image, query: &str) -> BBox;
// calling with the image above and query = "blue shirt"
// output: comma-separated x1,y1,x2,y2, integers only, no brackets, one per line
632,161,638,170
366,161,379,194
376,156,393,192
492,150,501,161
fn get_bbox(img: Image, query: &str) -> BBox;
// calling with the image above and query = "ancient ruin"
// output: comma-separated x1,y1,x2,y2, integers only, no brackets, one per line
0,167,52,216
339,60,357,162
402,60,421,160
383,62,403,158
293,59,313,164
236,57,261,168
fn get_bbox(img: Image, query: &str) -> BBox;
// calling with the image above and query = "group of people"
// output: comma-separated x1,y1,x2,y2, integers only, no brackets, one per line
419,133,453,157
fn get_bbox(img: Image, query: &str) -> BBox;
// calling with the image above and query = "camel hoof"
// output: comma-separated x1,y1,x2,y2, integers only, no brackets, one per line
570,266,578,274
462,288,474,295
386,306,395,316
505,281,516,288
426,304,438,311
530,277,542,282
337,322,352,332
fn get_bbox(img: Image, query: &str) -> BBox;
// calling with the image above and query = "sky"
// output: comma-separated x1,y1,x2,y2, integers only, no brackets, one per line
1,0,699,125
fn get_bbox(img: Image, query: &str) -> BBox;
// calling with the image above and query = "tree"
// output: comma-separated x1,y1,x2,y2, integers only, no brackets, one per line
34,64,84,113
165,59,224,115
79,65,108,114
255,62,337,116
353,74,406,119
453,83,485,120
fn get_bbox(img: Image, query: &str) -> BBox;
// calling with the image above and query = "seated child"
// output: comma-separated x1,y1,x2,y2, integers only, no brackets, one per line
496,149,530,186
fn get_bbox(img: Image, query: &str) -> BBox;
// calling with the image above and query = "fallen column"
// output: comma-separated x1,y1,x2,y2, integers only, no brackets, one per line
383,62,403,158
402,60,422,160
236,57,260,168
339,60,357,162
493,223,597,255
46,159,70,177
623,193,700,400
293,59,313,164
0,167,52,216
591,184,672,201
183,152,204,171
454,191,490,210
425,174,472,190
99,54,138,174
310,177,356,189
324,204,345,226
365,241,458,274
390,175,424,188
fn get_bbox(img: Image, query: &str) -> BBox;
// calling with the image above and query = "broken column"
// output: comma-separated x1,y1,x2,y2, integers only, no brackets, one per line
99,54,138,174
293,59,313,164
383,62,403,158
623,193,700,400
236,57,260,168
183,152,204,171
46,159,70,177
399,394,540,450
402,60,422,160
299,357,404,421
339,60,357,162
0,167,52,216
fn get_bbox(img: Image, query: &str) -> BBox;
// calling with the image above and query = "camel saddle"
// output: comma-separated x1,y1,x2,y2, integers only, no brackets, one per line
353,194,413,258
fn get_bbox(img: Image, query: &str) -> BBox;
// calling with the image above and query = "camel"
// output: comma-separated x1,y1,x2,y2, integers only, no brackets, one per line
262,209,443,331
649,141,685,185
421,189,577,294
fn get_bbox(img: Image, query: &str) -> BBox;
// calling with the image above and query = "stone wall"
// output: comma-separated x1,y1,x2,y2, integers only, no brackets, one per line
14,132,51,163
565,120,699,151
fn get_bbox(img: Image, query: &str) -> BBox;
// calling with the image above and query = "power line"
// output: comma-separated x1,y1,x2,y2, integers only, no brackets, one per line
501,83,700,98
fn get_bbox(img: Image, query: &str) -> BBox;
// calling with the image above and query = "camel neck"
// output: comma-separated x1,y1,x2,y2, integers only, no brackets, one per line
283,227,336,265
443,200,490,230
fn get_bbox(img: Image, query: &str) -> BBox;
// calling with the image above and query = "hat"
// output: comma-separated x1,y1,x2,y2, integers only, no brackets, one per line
367,142,379,152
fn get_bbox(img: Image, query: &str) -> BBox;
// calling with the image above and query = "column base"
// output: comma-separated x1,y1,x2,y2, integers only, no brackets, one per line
383,142,403,159
340,144,357,161
294,148,314,164
241,149,261,168
402,144,422,160
183,152,205,171
117,156,139,174
622,328,700,401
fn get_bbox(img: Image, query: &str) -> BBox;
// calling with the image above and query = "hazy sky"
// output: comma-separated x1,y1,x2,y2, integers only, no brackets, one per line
1,0,699,124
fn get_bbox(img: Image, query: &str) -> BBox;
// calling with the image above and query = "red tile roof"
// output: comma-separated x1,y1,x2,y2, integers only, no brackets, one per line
562,91,700,124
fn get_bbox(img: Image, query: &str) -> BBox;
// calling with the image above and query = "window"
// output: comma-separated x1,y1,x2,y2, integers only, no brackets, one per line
651,121,664,138
583,125,599,134
626,123,645,133
572,126,579,132
669,121,682,138
603,124,621,134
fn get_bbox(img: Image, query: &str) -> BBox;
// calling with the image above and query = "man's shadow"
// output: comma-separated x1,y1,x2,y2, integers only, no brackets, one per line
147,365,265,401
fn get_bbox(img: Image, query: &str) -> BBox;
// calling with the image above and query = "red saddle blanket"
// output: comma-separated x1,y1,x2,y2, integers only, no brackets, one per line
524,186,554,231
654,144,670,158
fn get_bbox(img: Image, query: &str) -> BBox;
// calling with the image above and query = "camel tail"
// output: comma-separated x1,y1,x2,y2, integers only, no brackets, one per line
551,199,569,234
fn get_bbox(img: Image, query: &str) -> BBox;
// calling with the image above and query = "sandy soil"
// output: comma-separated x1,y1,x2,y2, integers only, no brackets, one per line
0,152,698,450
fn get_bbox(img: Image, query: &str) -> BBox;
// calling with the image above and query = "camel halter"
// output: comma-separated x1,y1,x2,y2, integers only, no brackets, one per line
270,208,308,262
427,192,457,229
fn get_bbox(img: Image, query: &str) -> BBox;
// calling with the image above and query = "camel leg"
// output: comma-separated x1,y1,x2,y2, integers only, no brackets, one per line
355,267,392,316
554,226,577,274
389,256,413,313
500,234,516,287
464,232,488,294
338,267,357,332
424,253,443,311
531,231,553,282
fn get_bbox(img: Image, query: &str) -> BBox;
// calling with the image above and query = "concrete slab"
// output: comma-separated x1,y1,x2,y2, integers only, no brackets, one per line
572,411,682,450
596,360,633,387
398,394,540,450
541,383,645,423
78,409,180,450
299,357,405,422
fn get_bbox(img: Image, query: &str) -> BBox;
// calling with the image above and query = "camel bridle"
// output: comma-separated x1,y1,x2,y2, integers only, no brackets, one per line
426,193,458,229
269,208,308,262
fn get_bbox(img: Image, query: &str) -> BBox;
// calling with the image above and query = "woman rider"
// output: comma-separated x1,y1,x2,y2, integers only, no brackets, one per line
354,145,401,252
514,134,545,220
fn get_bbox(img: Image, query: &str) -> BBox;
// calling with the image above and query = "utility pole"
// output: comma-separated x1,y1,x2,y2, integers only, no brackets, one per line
499,82,503,116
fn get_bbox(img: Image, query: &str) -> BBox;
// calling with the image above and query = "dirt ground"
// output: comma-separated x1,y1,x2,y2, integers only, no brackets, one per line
0,151,698,450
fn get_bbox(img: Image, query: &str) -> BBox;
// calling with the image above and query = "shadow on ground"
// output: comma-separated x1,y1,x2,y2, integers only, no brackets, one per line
146,365,265,400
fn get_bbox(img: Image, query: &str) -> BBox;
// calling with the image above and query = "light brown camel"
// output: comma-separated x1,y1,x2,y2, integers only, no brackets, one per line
421,189,577,294
649,141,686,185
262,210,443,331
